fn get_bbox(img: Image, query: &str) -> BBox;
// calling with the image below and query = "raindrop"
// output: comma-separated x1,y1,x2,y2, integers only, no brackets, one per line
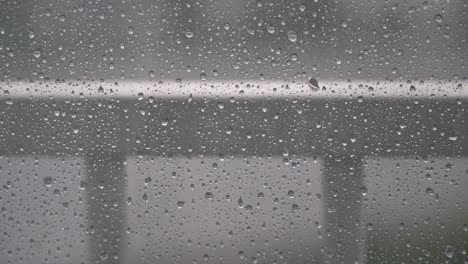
445,245,455,259
360,186,368,195
426,187,434,195
238,196,244,208
434,14,443,23
144,177,152,185
33,50,41,58
184,31,194,38
43,176,53,186
99,252,109,261
287,31,297,43
287,190,295,198
267,25,275,34
205,192,214,200
291,204,299,211
177,201,185,208
200,73,207,81
308,78,319,91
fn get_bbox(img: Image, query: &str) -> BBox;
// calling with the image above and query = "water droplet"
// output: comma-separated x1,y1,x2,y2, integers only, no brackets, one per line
177,201,185,208
184,31,194,38
291,204,299,211
99,252,109,261
299,4,306,12
267,25,275,34
410,85,416,92
308,78,319,91
223,22,230,30
200,73,207,81
33,50,41,58
43,176,53,186
144,177,152,185
98,86,104,94
287,31,297,43
360,186,367,195
287,190,295,198
205,192,214,200
448,131,458,141
238,196,244,208
445,245,455,259
335,57,342,65
426,187,434,195
148,70,155,78
434,14,443,23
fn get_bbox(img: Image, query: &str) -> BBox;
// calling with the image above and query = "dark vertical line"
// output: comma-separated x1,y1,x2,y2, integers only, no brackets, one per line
322,154,366,264
85,153,127,264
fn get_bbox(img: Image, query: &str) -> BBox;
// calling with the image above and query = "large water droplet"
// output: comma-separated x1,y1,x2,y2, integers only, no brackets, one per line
308,78,319,91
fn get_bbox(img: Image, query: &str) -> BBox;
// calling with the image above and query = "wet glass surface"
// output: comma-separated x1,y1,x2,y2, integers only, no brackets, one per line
0,0,467,263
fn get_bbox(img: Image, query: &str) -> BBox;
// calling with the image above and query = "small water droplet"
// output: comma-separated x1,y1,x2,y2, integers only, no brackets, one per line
184,31,194,38
287,190,295,198
335,57,342,65
144,177,152,185
33,50,41,58
308,78,319,91
360,186,367,195
205,192,214,200
267,25,275,34
43,176,53,186
426,187,434,195
445,245,455,259
291,204,299,211
99,252,109,261
287,31,297,43
200,73,207,81
177,201,185,208
434,14,443,23
238,196,244,208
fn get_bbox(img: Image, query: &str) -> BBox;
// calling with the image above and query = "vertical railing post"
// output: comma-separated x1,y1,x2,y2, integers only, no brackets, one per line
85,152,127,264
322,154,367,264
